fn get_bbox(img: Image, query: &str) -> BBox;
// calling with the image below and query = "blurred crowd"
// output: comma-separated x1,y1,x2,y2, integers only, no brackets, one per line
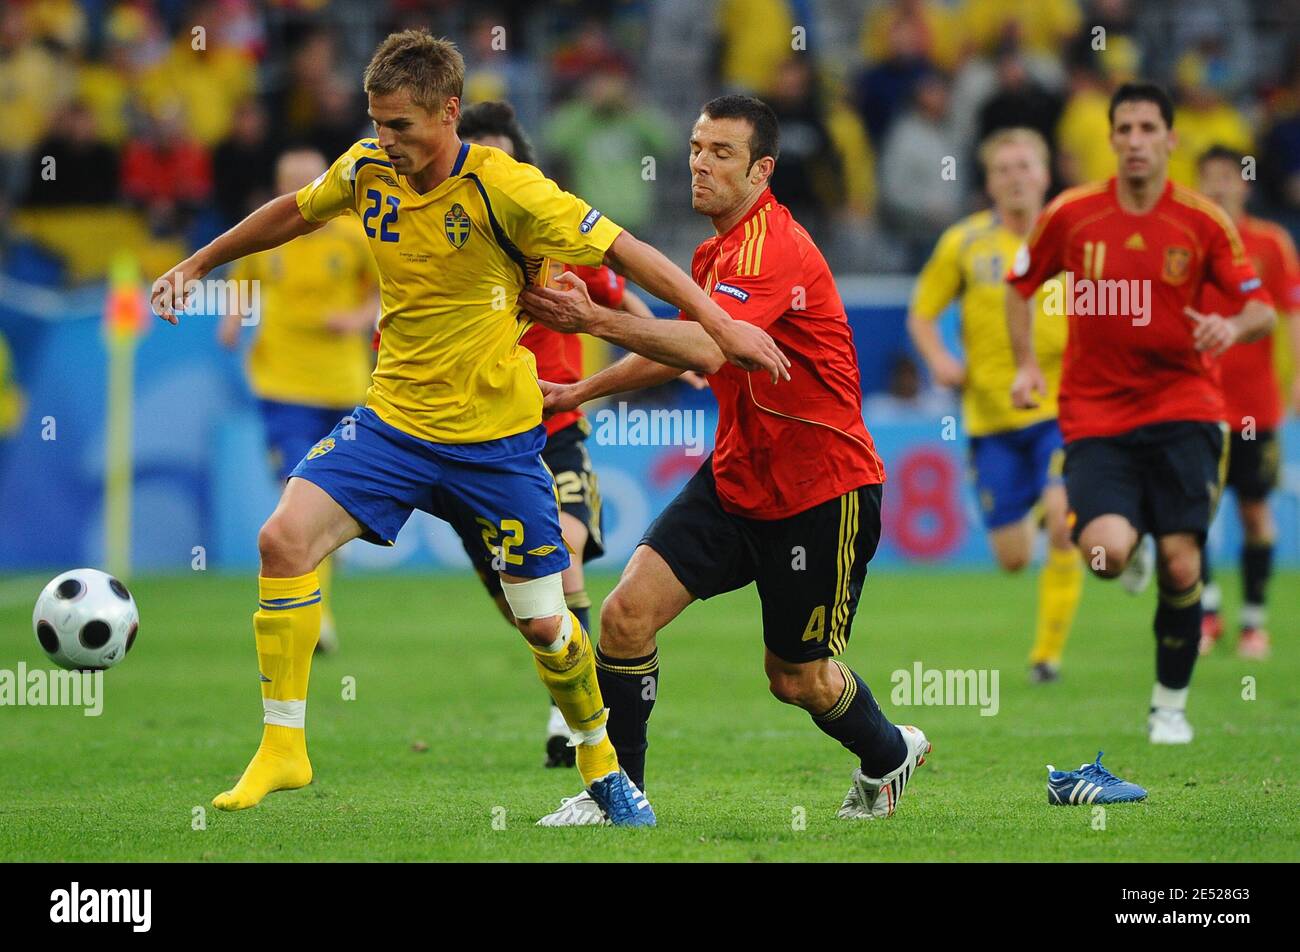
3,0,1300,281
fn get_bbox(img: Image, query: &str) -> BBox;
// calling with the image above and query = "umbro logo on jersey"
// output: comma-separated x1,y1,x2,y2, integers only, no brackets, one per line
1124,232,1146,250
714,282,750,302
377,174,398,187
527,545,558,557
579,209,603,234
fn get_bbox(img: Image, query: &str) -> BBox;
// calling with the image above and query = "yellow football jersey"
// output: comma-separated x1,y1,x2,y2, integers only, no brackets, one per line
911,210,1066,436
233,217,376,409
296,139,623,443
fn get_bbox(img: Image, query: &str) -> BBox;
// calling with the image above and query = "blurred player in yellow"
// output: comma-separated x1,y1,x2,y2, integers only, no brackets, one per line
152,30,787,824
217,147,380,655
908,128,1081,682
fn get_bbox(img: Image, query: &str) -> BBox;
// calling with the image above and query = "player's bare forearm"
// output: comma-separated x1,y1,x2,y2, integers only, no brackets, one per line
1006,287,1037,369
907,311,964,387
585,305,725,374
603,231,789,381
1228,299,1277,345
604,232,725,333
154,195,322,323
618,288,657,320
570,353,685,405
197,194,318,274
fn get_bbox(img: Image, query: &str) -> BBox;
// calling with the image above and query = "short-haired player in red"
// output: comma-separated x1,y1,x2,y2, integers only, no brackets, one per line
1007,83,1277,745
1195,145,1300,660
523,95,931,825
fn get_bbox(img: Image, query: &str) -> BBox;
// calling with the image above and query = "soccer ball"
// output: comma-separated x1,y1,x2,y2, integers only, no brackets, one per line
32,569,140,670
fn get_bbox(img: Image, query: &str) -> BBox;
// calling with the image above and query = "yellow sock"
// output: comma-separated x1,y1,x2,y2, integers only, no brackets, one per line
317,553,335,631
213,573,320,811
530,612,619,785
1029,546,1083,665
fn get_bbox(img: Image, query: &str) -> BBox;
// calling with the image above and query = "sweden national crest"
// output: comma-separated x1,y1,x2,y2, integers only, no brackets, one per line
444,203,471,249
306,437,336,460
1162,246,1192,285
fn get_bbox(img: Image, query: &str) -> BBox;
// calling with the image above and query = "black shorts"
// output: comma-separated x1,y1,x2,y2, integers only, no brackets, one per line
1226,428,1280,502
1063,421,1228,544
641,456,883,664
435,420,604,597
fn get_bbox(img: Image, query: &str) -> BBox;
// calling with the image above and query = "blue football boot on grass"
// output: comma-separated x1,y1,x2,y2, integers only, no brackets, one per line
1047,751,1147,805
586,770,656,827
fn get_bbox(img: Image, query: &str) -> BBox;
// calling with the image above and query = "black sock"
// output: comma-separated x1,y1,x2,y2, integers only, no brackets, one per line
1241,542,1273,615
1201,549,1213,585
594,646,657,791
565,590,592,638
1155,581,1202,690
812,660,907,777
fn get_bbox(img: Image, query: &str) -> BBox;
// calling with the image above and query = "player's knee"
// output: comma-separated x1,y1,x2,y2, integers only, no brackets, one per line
501,574,567,647
514,614,563,647
997,550,1030,573
1159,549,1201,591
1078,534,1126,578
599,588,656,656
767,666,822,707
257,516,313,576
1240,503,1273,544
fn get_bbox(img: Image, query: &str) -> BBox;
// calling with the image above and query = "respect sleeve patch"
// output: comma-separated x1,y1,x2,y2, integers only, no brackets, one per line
714,282,750,302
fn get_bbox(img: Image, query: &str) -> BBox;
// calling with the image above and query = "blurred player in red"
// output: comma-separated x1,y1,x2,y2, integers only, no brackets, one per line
524,95,930,825
1007,83,1277,744
1195,145,1300,659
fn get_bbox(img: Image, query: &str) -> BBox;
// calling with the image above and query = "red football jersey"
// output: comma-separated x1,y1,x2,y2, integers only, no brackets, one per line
1008,178,1272,441
1199,215,1300,432
683,188,885,519
524,263,625,436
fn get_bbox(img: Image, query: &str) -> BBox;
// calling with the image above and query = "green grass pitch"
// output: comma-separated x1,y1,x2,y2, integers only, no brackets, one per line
1,568,1296,862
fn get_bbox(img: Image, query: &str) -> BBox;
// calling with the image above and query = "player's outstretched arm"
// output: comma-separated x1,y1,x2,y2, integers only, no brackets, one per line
540,354,687,420
1007,286,1045,409
602,231,790,382
152,193,321,324
522,271,725,373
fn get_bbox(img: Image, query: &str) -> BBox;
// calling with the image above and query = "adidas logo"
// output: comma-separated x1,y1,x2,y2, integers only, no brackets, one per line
1124,232,1146,250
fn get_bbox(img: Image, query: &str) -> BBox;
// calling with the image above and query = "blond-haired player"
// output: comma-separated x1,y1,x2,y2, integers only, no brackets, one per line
908,127,1081,682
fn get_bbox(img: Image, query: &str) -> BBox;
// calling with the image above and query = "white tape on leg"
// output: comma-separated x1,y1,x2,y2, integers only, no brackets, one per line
501,572,567,620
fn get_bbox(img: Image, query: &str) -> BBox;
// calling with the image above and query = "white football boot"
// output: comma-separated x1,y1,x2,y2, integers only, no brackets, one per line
1119,535,1155,595
1148,707,1194,744
838,724,932,820
535,790,608,827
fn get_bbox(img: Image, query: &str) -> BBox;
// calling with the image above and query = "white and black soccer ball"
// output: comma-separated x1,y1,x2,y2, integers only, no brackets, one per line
32,569,140,670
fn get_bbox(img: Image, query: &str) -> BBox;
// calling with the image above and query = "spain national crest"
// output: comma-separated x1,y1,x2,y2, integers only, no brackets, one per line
444,203,471,249
1162,246,1192,285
